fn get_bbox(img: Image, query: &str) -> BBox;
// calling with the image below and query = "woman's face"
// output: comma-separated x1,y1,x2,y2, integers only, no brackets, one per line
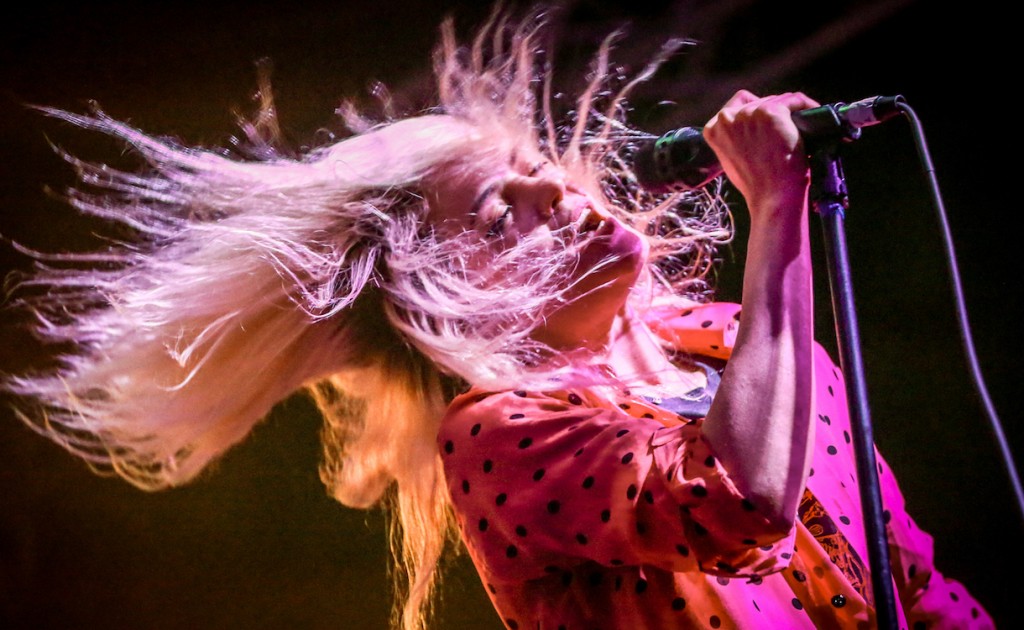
423,127,648,350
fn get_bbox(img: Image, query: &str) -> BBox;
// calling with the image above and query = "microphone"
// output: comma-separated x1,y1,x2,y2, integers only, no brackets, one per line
633,95,906,193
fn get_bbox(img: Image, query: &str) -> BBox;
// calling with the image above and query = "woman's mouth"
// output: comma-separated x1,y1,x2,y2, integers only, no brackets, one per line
575,207,610,235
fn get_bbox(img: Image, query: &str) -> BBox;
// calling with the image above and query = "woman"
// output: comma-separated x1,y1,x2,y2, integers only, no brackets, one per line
3,7,992,630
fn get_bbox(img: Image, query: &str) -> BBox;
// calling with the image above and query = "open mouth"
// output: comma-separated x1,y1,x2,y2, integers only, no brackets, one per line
575,207,609,235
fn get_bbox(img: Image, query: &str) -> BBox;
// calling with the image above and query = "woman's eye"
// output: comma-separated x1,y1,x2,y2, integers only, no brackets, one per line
486,205,512,238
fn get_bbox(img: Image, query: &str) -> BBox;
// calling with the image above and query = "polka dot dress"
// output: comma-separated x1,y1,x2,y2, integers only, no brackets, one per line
438,303,994,630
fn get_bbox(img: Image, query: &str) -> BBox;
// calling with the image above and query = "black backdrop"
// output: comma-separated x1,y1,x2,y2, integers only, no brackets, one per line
1,1,1020,628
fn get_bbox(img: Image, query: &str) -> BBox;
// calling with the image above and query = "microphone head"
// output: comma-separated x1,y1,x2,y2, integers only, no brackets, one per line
633,126,723,193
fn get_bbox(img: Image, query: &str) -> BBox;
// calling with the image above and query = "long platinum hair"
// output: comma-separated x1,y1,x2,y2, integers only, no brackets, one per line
3,6,731,629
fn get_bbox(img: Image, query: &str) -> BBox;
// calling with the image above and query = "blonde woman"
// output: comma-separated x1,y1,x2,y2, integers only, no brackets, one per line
3,7,992,630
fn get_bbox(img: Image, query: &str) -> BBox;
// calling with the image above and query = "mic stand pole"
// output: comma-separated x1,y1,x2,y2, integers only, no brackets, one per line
809,144,899,630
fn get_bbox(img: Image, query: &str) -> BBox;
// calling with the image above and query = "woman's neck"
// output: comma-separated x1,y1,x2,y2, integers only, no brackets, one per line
602,307,706,395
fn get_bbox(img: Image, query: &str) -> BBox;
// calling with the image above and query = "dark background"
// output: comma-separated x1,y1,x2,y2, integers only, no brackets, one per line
1,1,1020,628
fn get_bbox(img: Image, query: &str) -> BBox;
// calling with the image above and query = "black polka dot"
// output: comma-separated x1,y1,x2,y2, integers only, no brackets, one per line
827,445,838,455
582,476,595,489
575,533,588,545
533,468,546,481
574,447,584,457
509,413,525,420
950,592,959,602
693,522,708,536
513,390,527,397
506,545,518,558
483,460,493,473
793,570,806,582
461,480,470,494
515,525,528,537
809,467,815,477
626,484,638,500
704,455,716,467
700,320,713,328
610,558,624,566
819,414,831,425
635,578,648,594
710,615,721,628
487,583,496,594
781,552,791,559
883,510,892,524
642,413,654,419
692,484,708,498
495,493,507,506
753,599,761,611
643,490,655,504
748,575,763,585
621,452,634,464
676,544,690,556
908,564,917,578
547,500,560,514
839,515,851,525
506,619,518,629
568,393,582,405
792,597,803,610
618,403,631,410
478,518,488,531
827,385,834,396
742,538,757,546
831,594,846,608
717,576,730,586
470,423,481,436
671,597,686,611
614,575,622,591
616,429,630,438
443,440,454,454
716,561,737,574
518,437,533,449
681,309,693,317
600,509,611,522
843,430,851,444
741,499,756,511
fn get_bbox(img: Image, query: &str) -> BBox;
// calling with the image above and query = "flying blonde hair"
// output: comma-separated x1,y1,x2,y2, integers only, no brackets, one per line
3,6,731,629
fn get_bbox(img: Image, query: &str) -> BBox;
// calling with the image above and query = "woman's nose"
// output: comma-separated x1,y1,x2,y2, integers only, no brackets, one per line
506,174,564,219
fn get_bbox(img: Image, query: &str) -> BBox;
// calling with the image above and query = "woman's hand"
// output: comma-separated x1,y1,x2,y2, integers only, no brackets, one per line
703,90,820,219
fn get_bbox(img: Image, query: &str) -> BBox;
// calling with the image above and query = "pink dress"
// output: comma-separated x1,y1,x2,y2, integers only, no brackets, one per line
438,302,994,629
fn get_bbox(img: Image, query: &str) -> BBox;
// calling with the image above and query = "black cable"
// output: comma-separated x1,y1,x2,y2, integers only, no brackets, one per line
897,101,1024,526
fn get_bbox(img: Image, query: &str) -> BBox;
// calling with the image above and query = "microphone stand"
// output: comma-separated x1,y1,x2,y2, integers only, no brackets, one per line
805,128,899,629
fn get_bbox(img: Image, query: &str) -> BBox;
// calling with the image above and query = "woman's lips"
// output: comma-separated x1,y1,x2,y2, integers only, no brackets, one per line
574,207,611,235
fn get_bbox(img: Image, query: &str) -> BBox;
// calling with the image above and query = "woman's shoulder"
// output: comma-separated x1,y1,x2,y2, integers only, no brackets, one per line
639,298,741,360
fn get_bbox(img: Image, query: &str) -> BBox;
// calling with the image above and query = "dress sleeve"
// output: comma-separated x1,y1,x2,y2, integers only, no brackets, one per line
438,388,798,583
877,450,996,628
641,301,741,360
